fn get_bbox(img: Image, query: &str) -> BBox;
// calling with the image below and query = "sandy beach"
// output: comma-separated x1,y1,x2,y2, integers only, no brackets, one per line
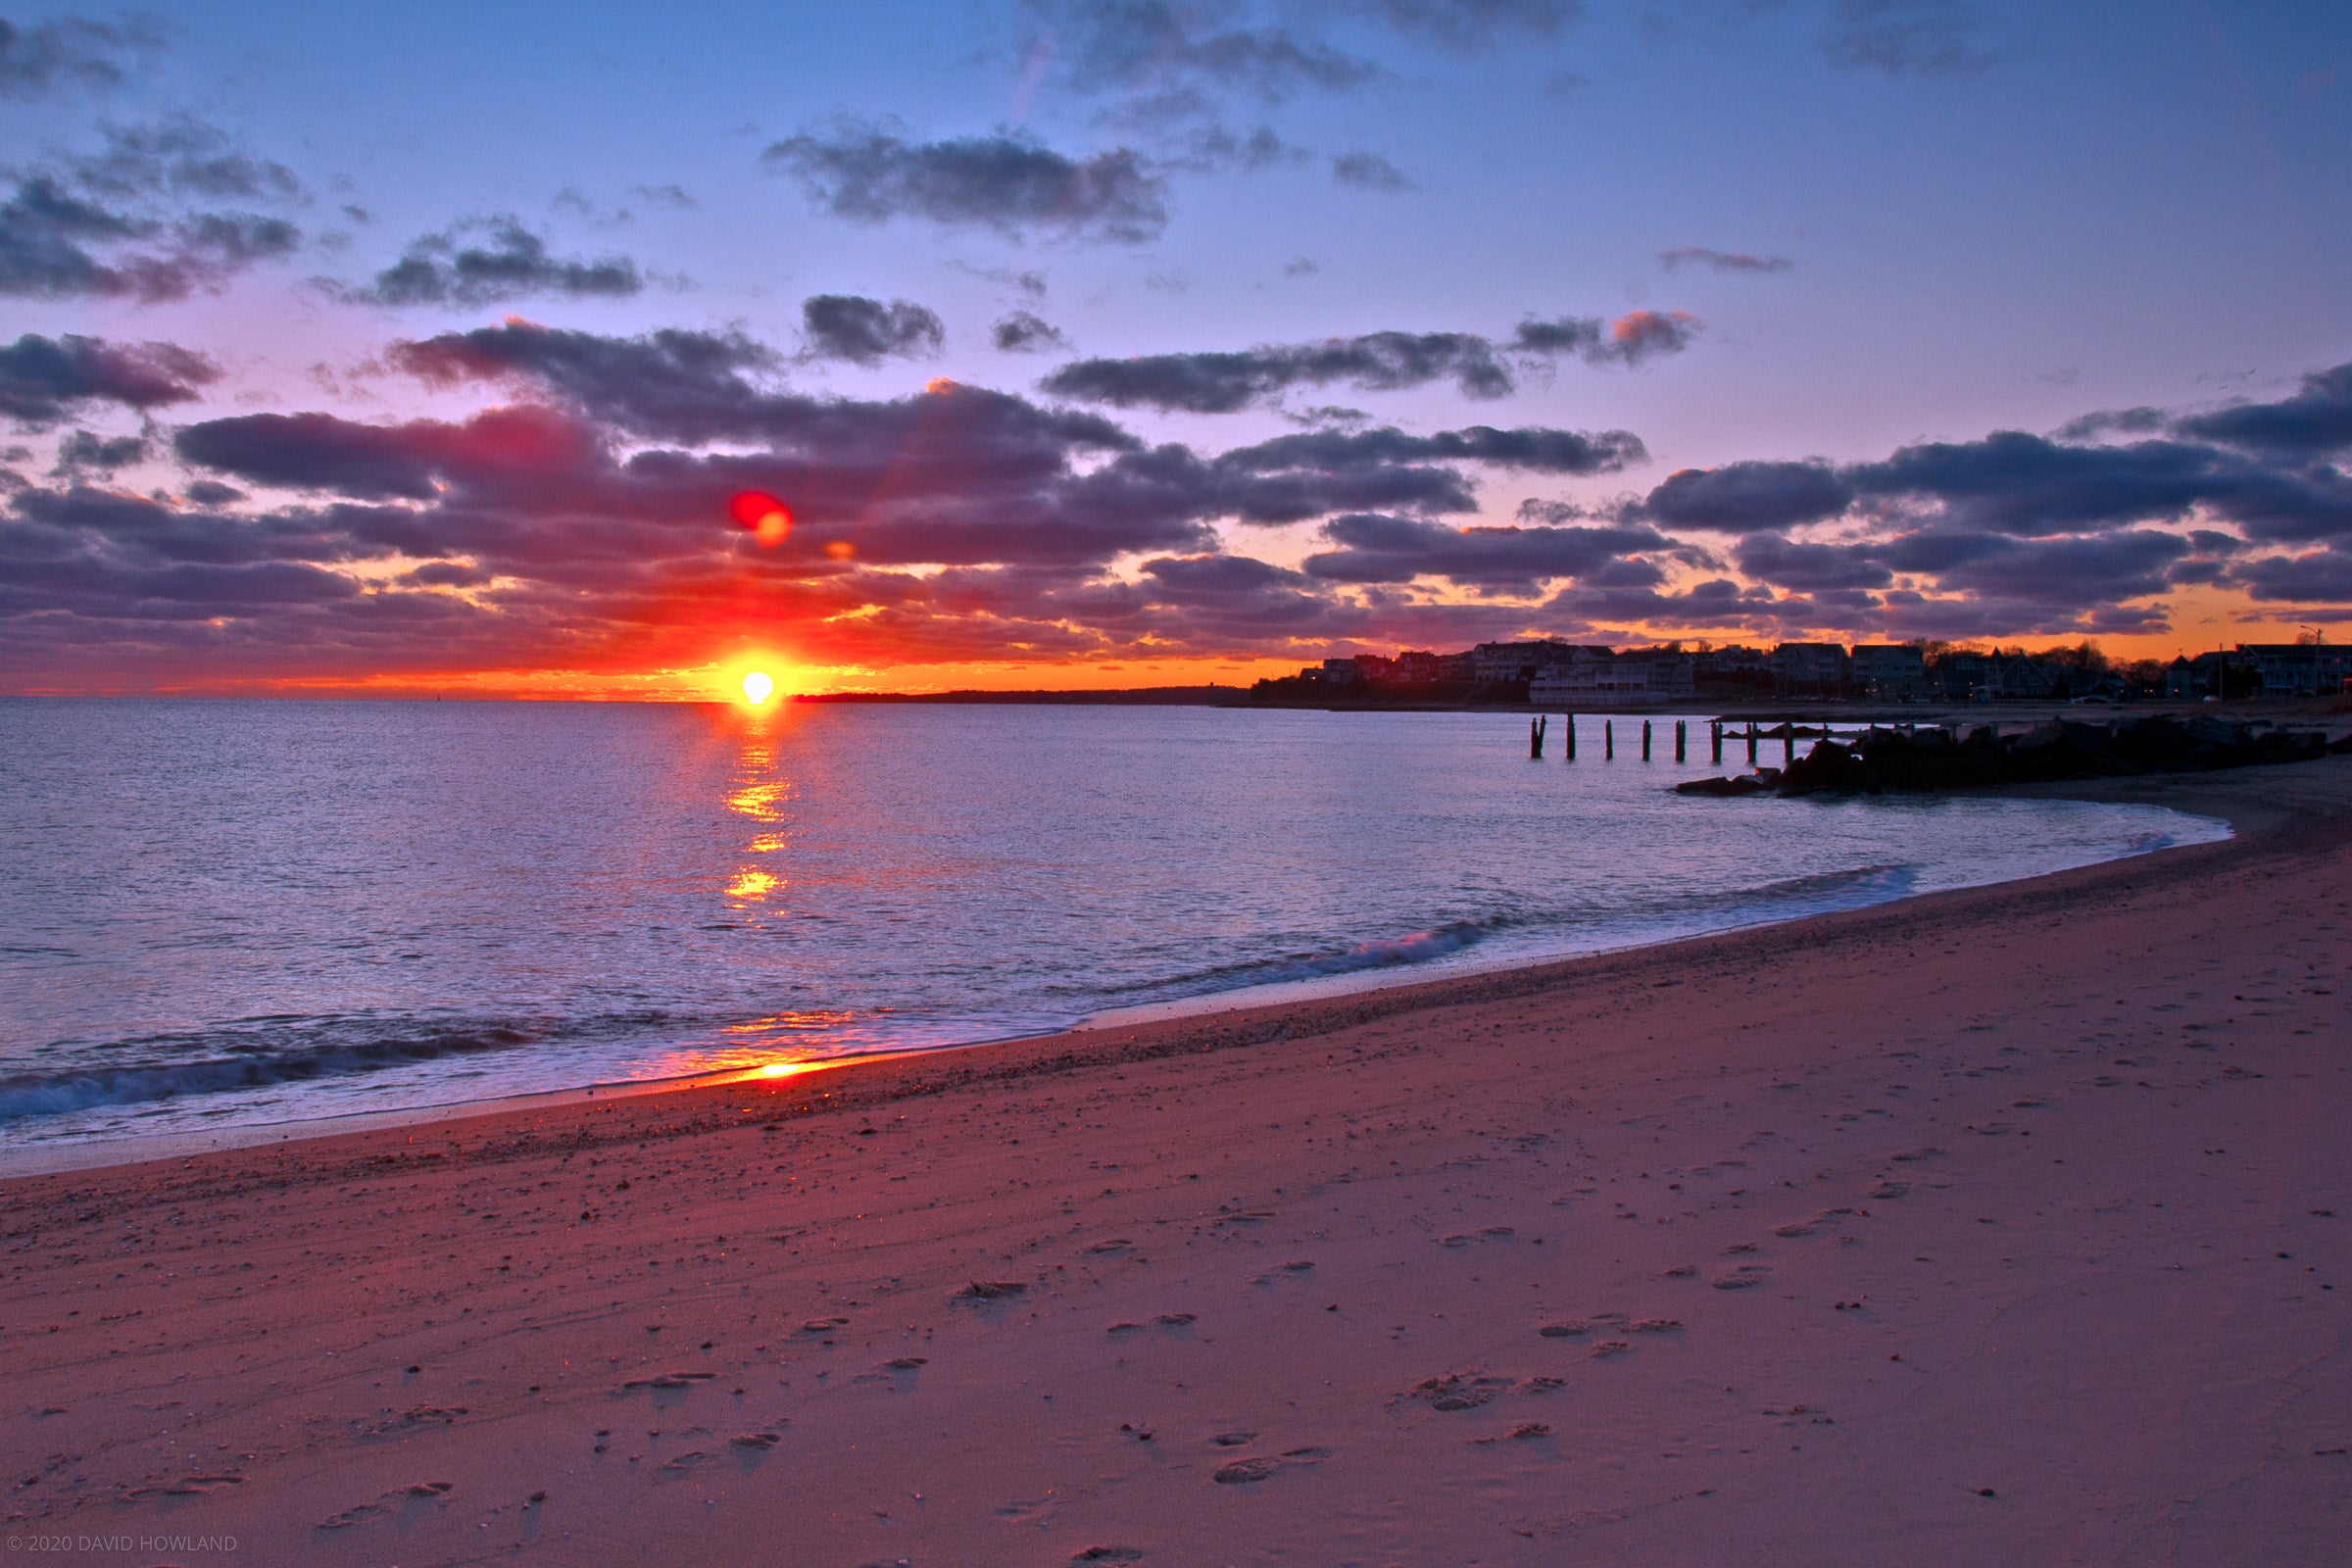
4,758,2348,1567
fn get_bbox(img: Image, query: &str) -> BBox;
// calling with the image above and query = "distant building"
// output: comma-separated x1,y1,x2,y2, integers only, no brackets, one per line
1390,649,1475,684
1471,641,1611,682
1530,650,1694,704
1771,642,1850,696
1694,645,1771,678
1849,644,1928,700
1320,657,1366,687
2235,643,2352,697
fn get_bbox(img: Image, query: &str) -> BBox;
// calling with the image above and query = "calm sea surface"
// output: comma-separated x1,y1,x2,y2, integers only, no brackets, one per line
0,699,2227,1148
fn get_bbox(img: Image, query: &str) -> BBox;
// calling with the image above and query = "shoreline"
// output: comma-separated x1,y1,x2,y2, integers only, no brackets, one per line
4,757,2345,1564
0,785,2236,1181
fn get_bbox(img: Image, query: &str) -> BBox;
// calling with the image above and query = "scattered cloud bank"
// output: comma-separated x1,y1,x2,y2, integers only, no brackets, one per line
332,218,644,307
0,119,303,302
0,332,220,425
765,117,1169,244
0,13,158,99
1040,311,1697,413
7,324,2350,684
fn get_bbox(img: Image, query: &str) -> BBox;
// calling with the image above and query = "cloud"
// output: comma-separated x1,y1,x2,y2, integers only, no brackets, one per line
1817,0,1998,78
67,117,301,203
1329,151,1412,190
764,117,1169,244
51,427,147,474
2172,364,2352,456
0,332,220,425
0,124,304,303
993,311,1070,353
1660,245,1791,272
1640,460,1853,533
337,218,644,307
800,294,946,366
1024,1,1381,102
0,13,158,98
1302,511,1669,591
1041,311,1696,414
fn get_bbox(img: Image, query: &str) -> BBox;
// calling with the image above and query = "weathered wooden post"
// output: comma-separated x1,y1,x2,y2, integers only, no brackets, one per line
1604,720,1614,760
1642,719,1652,760
1710,721,1723,764
1784,726,1794,765
1530,714,1544,759
1564,712,1577,761
1746,722,1758,765
1676,719,1688,762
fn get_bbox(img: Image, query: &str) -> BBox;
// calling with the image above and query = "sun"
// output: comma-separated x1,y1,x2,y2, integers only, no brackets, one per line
741,670,776,706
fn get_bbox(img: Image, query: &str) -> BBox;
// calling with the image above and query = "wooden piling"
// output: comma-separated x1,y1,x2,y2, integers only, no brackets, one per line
1676,720,1688,762
1530,714,1544,760
1642,719,1652,760
1746,722,1758,765
1710,721,1723,764
1565,713,1576,761
1604,720,1614,760
1784,728,1794,764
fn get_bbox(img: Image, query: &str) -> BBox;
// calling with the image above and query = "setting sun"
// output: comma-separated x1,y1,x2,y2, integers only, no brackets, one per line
741,670,775,705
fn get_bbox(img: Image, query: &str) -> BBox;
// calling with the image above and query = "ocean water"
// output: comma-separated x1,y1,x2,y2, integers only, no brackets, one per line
0,699,2227,1149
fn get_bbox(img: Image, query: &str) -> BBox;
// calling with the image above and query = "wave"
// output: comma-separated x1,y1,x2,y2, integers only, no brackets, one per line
0,1013,651,1121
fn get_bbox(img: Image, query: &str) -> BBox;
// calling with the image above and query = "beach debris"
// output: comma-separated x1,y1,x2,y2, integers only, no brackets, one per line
1590,1341,1633,1358
961,1280,1026,1300
882,1356,927,1371
1073,1548,1147,1563
1511,1423,1551,1440
1210,1431,1256,1446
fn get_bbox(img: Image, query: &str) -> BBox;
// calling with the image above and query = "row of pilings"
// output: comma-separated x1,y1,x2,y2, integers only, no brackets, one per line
1530,716,1849,765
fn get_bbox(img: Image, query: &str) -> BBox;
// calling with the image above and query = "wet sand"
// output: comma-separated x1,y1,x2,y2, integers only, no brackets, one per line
4,760,2349,1566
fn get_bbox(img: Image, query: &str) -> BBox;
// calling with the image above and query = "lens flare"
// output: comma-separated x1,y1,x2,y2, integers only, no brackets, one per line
742,670,775,705
729,491,792,546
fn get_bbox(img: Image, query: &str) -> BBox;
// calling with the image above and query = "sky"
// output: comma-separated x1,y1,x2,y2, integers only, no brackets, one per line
1,0,2348,698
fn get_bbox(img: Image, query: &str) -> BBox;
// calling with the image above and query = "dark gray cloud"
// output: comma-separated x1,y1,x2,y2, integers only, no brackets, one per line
67,117,301,203
0,332,220,425
993,311,1069,353
2232,548,2352,606
764,118,1168,244
1329,151,1411,190
1303,511,1669,591
0,120,303,303
1640,460,1853,533
0,136,301,303
51,427,146,474
0,13,157,98
1025,1,1380,101
2172,365,2352,457
800,294,946,366
338,218,644,307
1731,530,1893,591
1817,0,1998,78
1041,311,1696,414
1660,245,1791,272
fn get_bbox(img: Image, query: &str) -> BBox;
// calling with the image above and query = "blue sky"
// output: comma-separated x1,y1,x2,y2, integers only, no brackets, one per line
3,1,2349,693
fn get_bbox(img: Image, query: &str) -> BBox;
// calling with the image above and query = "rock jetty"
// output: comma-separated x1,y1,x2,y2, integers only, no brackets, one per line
1677,715,2346,800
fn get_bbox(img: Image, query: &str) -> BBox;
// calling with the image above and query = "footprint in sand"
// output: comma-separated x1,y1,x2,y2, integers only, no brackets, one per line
318,1480,452,1531
1211,1447,1330,1485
